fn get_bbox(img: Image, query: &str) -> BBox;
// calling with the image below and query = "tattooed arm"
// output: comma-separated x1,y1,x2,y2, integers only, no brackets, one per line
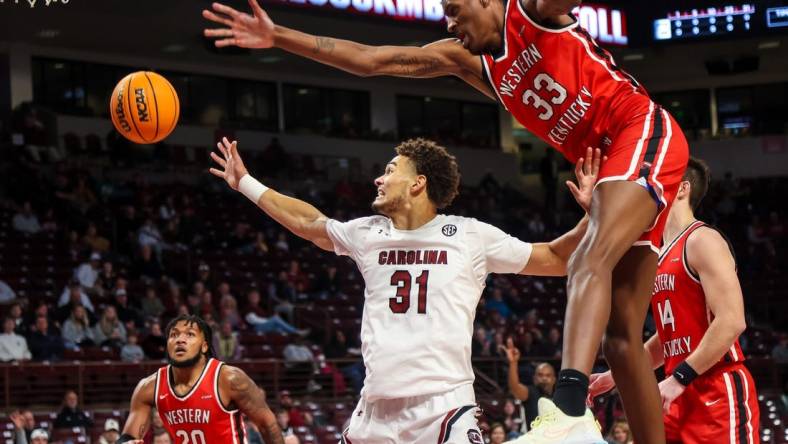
220,365,284,444
120,374,155,443
203,1,493,99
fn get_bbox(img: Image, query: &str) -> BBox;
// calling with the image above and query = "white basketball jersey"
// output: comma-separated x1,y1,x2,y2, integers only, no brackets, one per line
326,214,533,401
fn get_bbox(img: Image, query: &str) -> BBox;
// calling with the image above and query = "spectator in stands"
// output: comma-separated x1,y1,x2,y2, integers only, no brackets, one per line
28,316,63,361
283,337,322,393
82,223,110,253
120,332,145,362
773,333,788,365
9,302,25,333
269,271,296,322
29,428,49,444
138,218,165,256
605,419,633,444
504,338,556,431
113,288,142,329
472,326,492,357
485,288,512,319
313,264,342,298
274,408,299,443
93,305,127,348
489,422,507,444
213,320,242,361
12,201,41,234
53,389,93,430
71,175,97,215
274,232,289,252
501,398,526,439
218,294,243,330
244,421,264,444
324,329,364,394
0,317,31,362
61,305,95,349
286,260,309,291
159,195,177,222
10,410,37,444
96,261,118,296
135,244,163,282
0,278,16,303
196,262,214,289
278,391,312,429
74,252,102,294
98,418,120,444
141,320,167,360
541,326,563,359
141,287,166,320
243,289,306,336
152,429,172,444
58,279,96,316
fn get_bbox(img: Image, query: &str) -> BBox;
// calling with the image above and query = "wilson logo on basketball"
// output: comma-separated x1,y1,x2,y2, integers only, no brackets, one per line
114,86,131,133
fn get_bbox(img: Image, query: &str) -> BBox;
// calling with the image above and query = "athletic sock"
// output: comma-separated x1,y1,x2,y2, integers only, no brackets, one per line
552,368,589,417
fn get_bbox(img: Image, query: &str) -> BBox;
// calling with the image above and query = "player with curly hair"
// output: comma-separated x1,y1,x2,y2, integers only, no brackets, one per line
209,136,602,443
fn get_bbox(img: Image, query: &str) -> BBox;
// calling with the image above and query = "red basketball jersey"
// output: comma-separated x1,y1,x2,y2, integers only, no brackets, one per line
480,0,650,163
155,358,247,444
652,221,745,375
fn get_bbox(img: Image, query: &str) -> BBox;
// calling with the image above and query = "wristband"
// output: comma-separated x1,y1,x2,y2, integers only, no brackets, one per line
239,174,269,204
672,361,698,386
117,434,137,443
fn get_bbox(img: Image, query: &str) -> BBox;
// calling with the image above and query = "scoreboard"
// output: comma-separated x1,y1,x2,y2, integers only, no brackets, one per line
654,4,756,41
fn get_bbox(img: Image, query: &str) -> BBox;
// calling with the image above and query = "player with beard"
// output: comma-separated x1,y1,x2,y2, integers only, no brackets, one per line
118,315,283,444
204,1,691,442
208,136,601,443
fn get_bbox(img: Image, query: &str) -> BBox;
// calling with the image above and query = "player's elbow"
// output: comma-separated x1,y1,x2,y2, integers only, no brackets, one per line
730,315,747,336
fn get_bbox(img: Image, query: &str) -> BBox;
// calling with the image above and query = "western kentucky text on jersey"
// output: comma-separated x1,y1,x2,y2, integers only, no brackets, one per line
481,0,647,162
652,221,744,375
155,358,246,444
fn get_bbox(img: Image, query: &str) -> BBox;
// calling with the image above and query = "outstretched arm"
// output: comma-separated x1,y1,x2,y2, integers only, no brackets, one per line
203,1,492,99
520,148,602,276
209,138,334,252
119,374,156,443
221,365,284,444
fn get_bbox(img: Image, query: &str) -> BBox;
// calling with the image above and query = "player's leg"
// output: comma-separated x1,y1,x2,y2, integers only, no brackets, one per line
603,246,665,444
552,180,658,418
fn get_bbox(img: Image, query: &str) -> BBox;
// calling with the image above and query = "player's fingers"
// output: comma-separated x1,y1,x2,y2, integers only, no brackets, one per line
566,180,580,197
217,142,230,160
583,147,593,175
210,151,227,168
203,9,234,27
591,148,602,175
214,38,239,48
212,2,243,19
249,0,265,15
204,28,234,38
230,140,240,157
574,157,584,178
208,168,226,178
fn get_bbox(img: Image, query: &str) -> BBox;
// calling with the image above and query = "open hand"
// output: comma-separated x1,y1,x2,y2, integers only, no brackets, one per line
566,147,605,213
209,137,250,191
203,0,275,49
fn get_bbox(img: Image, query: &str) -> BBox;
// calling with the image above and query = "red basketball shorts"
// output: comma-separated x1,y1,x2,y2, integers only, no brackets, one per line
596,99,689,252
664,364,760,444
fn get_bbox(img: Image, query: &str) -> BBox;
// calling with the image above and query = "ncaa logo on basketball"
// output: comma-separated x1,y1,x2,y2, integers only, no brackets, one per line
467,429,483,444
442,224,457,237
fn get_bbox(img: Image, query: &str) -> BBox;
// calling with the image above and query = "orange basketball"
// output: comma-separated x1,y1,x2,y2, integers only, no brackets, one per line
109,71,179,144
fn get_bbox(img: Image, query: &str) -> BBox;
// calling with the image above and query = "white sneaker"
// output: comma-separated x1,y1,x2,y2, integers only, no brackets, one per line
504,398,606,444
